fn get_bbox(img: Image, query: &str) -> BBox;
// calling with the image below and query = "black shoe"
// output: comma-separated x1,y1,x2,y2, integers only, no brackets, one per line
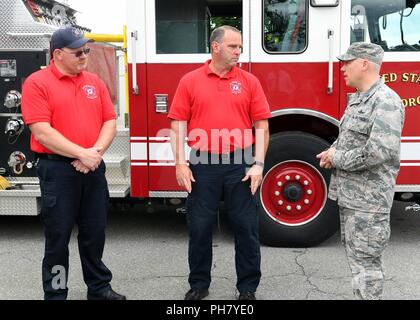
184,288,209,300
238,292,256,300
87,288,126,300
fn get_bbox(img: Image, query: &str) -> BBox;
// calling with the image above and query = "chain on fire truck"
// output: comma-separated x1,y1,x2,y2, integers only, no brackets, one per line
1,0,419,247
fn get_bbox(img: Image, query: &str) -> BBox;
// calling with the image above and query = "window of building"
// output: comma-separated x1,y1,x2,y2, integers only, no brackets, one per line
155,0,242,54
263,0,308,53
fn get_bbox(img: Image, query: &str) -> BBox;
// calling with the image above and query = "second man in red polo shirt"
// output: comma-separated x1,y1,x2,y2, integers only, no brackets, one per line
169,25,271,300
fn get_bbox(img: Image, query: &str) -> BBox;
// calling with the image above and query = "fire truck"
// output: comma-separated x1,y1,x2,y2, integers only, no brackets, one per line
1,0,419,247
0,1,130,215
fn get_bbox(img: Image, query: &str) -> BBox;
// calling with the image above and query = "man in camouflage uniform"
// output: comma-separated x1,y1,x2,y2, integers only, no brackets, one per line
317,42,405,300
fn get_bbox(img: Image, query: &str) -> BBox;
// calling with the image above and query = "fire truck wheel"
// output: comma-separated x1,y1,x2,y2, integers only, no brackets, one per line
258,131,339,247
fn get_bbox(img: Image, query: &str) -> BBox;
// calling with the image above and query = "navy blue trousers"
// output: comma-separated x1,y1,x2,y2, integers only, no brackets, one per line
37,158,112,300
186,152,261,293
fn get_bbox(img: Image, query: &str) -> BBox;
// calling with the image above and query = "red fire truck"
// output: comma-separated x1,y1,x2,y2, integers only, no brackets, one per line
1,0,419,247
124,0,420,246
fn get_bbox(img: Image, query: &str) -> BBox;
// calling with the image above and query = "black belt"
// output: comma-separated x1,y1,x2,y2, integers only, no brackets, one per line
190,147,254,165
193,146,253,158
35,153,75,162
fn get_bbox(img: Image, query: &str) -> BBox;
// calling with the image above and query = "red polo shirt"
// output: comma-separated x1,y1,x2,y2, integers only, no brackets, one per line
168,60,271,153
21,61,116,154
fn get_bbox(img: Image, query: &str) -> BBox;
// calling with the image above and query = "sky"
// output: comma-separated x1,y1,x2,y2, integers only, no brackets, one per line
66,0,127,34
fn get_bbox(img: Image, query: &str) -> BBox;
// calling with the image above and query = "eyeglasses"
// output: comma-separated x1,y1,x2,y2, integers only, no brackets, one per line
60,47,91,58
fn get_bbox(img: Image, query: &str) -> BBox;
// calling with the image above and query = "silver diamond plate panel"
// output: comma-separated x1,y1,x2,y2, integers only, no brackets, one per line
109,185,130,198
0,196,39,216
104,128,130,186
108,128,130,154
1,129,130,180
0,128,130,216
149,191,188,198
0,185,128,216
0,186,40,197
0,0,56,50
6,177,39,184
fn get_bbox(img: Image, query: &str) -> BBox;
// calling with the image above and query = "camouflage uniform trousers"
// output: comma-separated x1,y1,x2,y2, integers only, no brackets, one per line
339,206,391,300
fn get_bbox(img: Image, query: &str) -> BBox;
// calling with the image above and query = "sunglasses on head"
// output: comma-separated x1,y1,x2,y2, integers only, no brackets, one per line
60,47,91,58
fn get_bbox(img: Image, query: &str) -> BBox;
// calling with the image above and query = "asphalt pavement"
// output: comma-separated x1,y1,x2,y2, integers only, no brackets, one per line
1,200,420,300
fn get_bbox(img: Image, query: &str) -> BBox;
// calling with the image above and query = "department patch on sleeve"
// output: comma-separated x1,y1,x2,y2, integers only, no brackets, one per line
230,81,242,95
82,85,98,99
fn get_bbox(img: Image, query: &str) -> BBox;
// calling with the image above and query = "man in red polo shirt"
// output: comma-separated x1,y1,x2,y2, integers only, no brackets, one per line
21,27,125,300
169,25,271,300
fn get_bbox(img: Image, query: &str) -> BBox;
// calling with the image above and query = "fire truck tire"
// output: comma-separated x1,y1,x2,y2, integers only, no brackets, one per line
258,131,339,247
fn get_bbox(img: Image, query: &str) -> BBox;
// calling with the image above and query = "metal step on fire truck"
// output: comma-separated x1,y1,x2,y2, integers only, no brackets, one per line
1,0,419,247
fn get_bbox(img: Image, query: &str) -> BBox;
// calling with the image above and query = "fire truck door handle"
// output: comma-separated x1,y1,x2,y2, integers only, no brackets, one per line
327,29,334,95
131,30,139,95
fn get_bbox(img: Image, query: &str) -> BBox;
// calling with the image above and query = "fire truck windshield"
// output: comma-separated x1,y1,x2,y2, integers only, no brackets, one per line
351,0,420,52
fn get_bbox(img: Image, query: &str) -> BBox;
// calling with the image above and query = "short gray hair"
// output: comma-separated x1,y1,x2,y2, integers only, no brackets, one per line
370,61,381,73
210,25,241,44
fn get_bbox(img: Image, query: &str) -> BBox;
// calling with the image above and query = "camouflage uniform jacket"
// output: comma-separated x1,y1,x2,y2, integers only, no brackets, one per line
329,79,405,213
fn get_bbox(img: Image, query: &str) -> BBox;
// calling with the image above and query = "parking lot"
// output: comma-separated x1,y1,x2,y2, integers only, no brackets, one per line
1,200,420,300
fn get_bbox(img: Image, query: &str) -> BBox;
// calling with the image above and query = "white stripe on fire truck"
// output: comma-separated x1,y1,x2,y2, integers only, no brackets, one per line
149,163,177,167
401,137,420,142
401,142,420,162
149,137,171,141
131,163,148,167
130,143,148,161
148,143,191,161
130,137,148,142
400,163,420,167
130,142,190,161
130,139,420,164
130,137,188,142
133,162,420,168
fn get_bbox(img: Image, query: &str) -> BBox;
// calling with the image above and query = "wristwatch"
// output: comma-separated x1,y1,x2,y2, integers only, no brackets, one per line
254,161,264,169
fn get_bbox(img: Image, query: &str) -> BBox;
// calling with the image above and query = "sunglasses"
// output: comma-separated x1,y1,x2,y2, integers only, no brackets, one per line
60,47,91,58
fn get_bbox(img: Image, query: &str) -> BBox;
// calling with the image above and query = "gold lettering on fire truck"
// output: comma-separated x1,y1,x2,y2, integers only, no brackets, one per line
382,72,420,108
402,96,420,108
382,73,397,83
401,73,420,84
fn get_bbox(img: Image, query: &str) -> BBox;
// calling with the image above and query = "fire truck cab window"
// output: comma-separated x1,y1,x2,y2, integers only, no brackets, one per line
351,0,420,51
263,0,308,53
155,0,242,54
